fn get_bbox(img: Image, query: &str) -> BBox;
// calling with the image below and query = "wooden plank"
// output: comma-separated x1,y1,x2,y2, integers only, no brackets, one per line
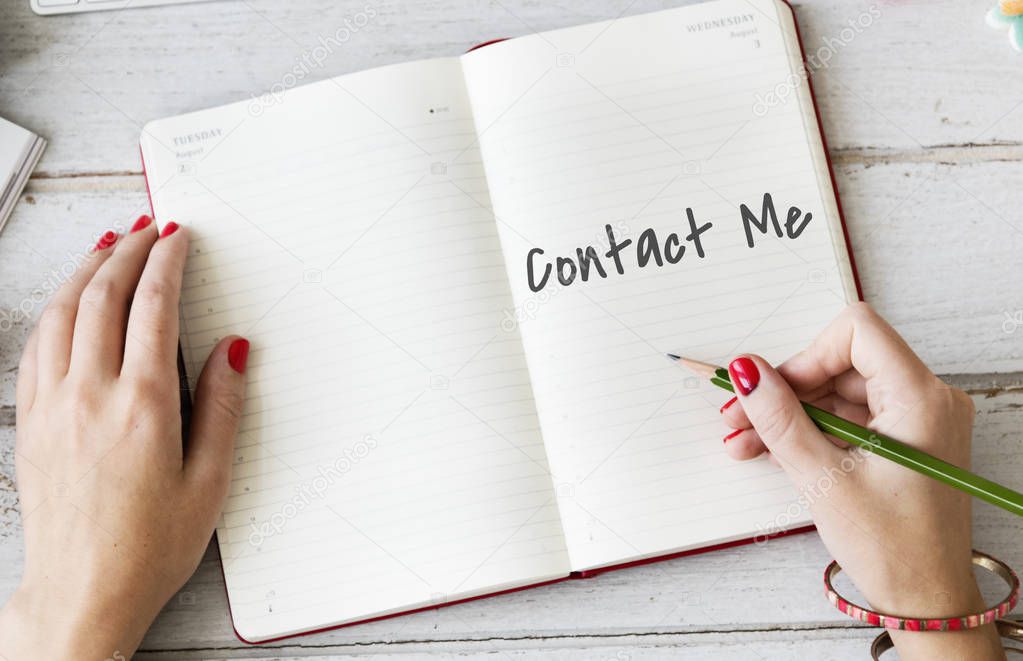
1,391,1020,655
801,1,1023,152
0,0,1021,177
834,158,1023,375
132,627,880,660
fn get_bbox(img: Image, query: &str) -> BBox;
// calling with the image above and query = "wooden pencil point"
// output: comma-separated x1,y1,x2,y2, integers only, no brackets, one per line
672,355,722,379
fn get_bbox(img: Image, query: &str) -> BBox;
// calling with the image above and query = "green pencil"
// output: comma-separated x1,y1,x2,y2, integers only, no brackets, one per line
669,354,1023,518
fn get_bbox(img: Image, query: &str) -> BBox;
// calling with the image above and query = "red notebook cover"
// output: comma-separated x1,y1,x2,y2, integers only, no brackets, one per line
139,0,862,644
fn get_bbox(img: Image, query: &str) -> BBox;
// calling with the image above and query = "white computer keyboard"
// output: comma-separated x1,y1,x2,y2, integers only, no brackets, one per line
31,0,217,15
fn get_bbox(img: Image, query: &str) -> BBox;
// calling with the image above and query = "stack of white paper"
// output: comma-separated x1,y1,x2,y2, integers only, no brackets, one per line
0,116,46,234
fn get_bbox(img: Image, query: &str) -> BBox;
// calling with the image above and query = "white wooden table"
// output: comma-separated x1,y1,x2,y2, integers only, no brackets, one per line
1,1,1022,658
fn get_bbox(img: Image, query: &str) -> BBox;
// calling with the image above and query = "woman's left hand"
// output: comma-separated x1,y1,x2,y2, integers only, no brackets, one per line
0,216,249,660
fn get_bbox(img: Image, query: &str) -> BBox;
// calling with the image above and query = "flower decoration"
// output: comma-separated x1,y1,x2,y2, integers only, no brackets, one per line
987,0,1023,51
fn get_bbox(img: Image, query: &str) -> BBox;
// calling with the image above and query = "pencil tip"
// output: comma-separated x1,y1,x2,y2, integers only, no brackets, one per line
666,353,681,361
670,355,722,378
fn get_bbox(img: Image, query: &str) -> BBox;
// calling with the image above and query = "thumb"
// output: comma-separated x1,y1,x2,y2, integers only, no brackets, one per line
184,336,249,490
728,354,842,478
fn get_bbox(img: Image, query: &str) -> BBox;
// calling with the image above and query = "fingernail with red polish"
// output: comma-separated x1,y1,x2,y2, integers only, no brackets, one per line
719,396,737,413
93,230,119,251
228,338,250,374
130,215,153,233
728,357,760,396
723,429,742,444
159,221,180,239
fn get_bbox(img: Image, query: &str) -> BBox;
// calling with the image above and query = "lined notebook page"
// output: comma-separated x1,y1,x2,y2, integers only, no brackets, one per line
461,0,857,571
141,58,569,641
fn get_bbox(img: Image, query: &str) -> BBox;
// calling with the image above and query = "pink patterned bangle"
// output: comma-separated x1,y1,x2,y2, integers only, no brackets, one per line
824,549,1020,631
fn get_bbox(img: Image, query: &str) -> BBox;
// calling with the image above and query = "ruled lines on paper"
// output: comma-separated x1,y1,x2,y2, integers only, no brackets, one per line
144,57,572,639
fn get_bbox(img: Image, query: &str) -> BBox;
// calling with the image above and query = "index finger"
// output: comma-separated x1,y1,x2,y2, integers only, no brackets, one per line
779,302,935,398
122,222,187,377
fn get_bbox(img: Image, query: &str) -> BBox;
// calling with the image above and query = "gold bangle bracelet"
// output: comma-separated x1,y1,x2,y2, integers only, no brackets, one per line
870,618,1023,659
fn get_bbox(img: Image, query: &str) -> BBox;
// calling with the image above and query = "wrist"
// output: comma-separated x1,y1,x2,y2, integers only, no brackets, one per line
870,575,1007,661
865,561,985,618
0,573,160,661
831,558,1009,660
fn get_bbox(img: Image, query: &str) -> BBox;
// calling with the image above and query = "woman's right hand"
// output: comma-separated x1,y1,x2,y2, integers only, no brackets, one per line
719,302,1005,660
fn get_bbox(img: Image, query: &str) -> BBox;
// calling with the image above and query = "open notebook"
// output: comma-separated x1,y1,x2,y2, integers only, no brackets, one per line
140,0,859,643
